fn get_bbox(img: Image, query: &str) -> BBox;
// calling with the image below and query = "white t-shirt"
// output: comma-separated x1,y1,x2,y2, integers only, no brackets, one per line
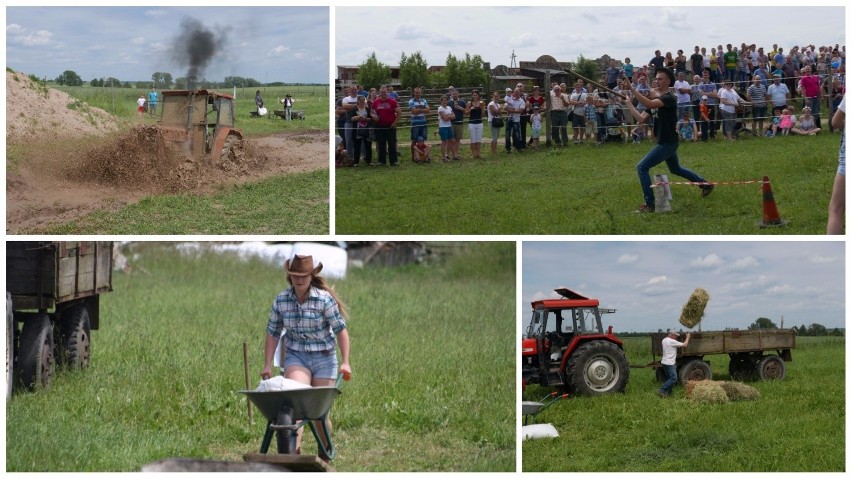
437,105,453,128
661,337,683,365
718,88,741,113
137,97,145,108
674,80,692,104
487,100,501,122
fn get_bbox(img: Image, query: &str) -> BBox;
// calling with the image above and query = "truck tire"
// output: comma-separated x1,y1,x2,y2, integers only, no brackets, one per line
565,341,629,395
59,305,91,370
678,359,712,385
758,355,786,380
7,292,14,398
16,313,54,391
728,354,757,381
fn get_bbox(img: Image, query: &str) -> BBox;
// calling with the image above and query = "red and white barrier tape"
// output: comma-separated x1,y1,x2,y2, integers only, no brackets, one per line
652,179,770,187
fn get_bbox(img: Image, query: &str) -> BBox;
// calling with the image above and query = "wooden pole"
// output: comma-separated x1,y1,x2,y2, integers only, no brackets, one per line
243,342,253,424
544,70,552,146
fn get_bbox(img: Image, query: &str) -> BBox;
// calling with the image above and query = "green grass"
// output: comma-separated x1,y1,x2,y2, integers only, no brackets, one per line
6,242,516,472
55,85,330,135
522,336,844,472
336,133,840,234
23,171,329,235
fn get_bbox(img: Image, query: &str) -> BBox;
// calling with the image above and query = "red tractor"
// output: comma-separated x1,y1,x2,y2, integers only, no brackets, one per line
522,288,629,395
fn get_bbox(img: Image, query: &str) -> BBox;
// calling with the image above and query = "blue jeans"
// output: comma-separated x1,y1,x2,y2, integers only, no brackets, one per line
659,364,678,394
505,119,522,151
637,142,707,207
806,96,821,128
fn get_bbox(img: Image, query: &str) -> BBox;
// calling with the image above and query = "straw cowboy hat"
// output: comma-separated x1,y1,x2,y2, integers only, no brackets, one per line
285,254,323,277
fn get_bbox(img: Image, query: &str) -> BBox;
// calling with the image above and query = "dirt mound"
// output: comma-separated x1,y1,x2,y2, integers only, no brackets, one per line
63,126,271,194
6,70,123,143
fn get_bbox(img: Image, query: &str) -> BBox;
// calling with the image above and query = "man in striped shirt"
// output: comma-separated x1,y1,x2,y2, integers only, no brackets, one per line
747,75,768,134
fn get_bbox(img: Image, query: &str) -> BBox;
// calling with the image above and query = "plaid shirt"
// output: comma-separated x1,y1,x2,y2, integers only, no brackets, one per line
267,286,346,352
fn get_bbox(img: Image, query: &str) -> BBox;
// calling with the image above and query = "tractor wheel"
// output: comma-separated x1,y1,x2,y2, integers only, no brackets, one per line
728,354,757,381
758,355,786,380
565,341,629,395
678,359,712,385
15,313,54,391
7,292,15,398
219,134,244,164
59,305,91,370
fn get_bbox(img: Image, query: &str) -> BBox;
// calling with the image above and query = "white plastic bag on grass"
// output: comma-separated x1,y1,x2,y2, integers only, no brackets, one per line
522,424,559,440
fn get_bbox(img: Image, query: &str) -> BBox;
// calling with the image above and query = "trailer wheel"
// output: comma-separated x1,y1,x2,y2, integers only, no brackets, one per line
758,355,786,380
6,292,15,398
59,305,91,370
678,359,712,385
565,340,629,395
16,313,54,391
728,354,757,381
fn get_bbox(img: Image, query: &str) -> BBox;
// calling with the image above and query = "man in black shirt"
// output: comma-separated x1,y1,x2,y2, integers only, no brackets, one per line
621,67,714,213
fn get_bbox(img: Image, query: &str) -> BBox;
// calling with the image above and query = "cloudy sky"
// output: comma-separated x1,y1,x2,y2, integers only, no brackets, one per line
336,6,844,68
6,6,329,83
522,241,845,333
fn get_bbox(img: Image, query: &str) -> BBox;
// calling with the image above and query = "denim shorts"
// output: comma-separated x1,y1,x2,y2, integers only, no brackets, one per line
283,348,338,379
411,125,427,141
439,126,454,141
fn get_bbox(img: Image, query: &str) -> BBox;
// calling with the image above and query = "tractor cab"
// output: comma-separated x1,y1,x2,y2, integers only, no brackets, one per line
158,90,242,162
522,288,627,395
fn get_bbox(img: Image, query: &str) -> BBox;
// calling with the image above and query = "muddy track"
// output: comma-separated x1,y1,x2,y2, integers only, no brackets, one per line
6,129,329,233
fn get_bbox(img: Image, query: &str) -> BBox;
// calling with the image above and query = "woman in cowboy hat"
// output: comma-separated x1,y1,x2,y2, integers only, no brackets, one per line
262,254,352,459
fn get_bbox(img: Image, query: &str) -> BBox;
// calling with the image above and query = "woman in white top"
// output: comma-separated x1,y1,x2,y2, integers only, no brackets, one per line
487,91,503,155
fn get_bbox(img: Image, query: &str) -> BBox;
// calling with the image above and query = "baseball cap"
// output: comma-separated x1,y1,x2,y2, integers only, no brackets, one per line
701,95,708,100
505,87,512,93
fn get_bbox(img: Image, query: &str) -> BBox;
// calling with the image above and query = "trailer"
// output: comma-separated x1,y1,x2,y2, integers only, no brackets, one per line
642,329,796,385
6,241,113,395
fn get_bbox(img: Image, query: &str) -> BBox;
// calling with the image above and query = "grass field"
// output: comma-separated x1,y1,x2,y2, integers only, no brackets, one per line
335,133,841,234
6,242,516,472
522,336,845,472
57,84,331,135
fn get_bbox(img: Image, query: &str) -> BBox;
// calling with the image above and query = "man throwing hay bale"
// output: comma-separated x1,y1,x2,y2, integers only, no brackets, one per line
680,287,710,328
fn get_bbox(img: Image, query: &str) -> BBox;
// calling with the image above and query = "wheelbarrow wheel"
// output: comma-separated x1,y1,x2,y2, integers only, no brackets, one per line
275,409,296,454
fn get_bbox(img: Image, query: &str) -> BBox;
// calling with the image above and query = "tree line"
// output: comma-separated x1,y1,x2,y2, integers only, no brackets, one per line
50,70,314,89
355,51,490,90
615,318,843,337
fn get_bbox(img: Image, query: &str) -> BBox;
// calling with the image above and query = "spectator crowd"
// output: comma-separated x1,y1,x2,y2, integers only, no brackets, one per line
335,42,845,166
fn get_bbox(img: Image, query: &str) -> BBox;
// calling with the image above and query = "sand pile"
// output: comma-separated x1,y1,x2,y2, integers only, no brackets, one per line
6,70,123,143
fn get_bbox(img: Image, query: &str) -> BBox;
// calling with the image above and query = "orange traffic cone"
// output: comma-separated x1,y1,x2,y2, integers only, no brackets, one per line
758,175,788,228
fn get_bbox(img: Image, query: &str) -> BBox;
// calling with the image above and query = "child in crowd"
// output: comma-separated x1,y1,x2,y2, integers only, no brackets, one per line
779,107,796,135
677,111,698,141
766,106,782,137
584,95,599,144
412,136,432,163
699,95,711,141
530,105,542,149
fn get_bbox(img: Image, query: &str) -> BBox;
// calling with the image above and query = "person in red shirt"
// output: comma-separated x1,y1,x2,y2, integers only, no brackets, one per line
798,66,823,128
370,85,401,166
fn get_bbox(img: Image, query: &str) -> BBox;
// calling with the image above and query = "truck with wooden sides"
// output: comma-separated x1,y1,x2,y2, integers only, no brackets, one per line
644,328,796,385
6,242,113,396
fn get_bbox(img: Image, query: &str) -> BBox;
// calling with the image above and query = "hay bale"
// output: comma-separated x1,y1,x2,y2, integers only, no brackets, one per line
687,380,729,404
720,381,760,401
679,288,710,328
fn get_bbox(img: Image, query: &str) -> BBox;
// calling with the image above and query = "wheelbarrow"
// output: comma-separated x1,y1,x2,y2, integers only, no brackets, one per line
240,372,347,461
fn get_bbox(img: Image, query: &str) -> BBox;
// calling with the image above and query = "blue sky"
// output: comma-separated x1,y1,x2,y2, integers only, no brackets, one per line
336,6,844,68
522,241,845,333
6,6,329,83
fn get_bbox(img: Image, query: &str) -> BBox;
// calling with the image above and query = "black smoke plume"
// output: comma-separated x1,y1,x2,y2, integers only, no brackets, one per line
171,17,229,90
